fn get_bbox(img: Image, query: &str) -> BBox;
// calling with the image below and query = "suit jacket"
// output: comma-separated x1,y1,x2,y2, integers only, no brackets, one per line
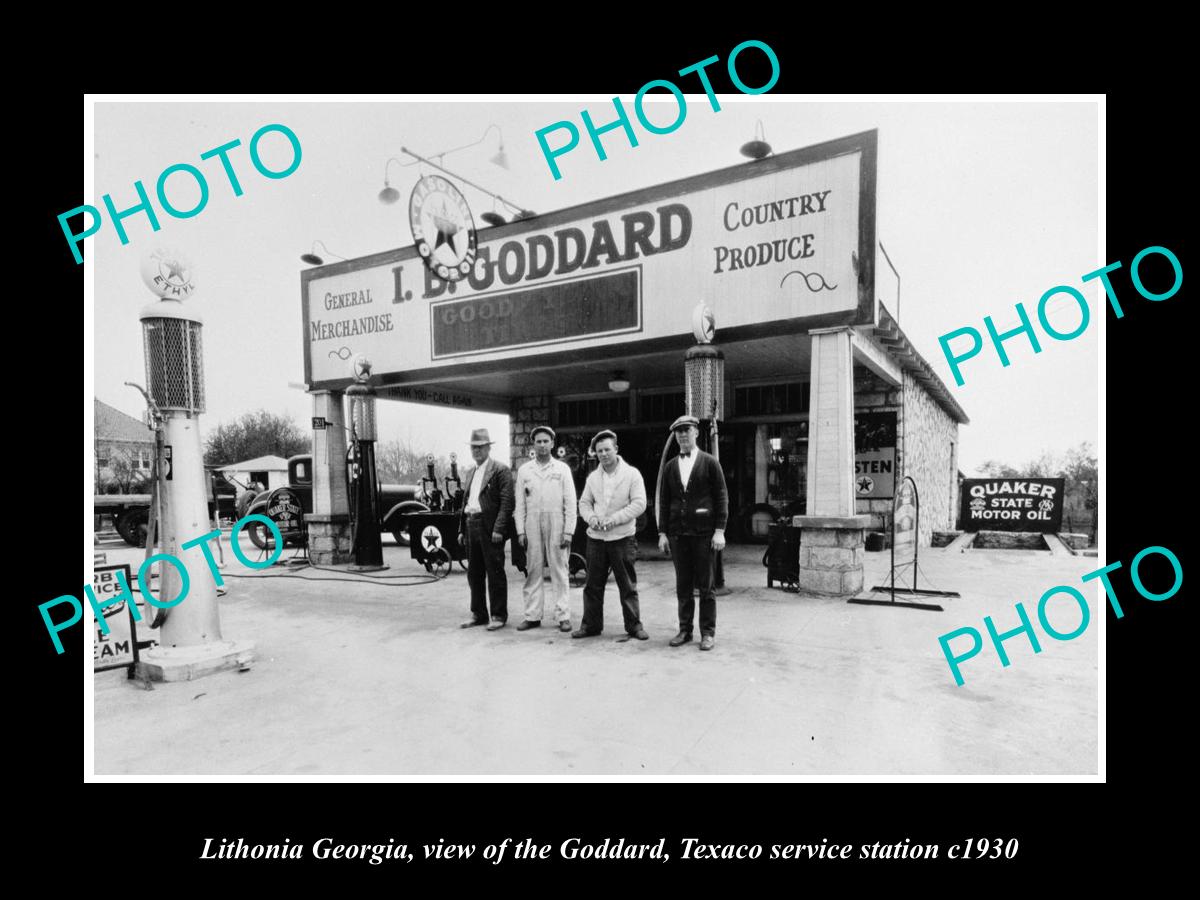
458,457,515,541
657,448,728,537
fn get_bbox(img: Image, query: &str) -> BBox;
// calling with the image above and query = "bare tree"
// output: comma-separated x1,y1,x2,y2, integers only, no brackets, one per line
204,409,311,465
975,443,1097,544
104,447,150,494
375,438,450,486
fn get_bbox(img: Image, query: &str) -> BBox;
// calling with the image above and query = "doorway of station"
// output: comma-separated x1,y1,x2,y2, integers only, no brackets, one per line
555,426,669,539
555,423,800,544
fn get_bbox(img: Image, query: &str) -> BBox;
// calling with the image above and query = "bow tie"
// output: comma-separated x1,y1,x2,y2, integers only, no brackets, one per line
679,452,691,458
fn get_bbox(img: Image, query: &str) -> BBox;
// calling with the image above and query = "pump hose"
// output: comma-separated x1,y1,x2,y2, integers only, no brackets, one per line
653,432,677,547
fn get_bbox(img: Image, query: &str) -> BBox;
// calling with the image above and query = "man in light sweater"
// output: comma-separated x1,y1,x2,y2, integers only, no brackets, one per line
574,430,648,640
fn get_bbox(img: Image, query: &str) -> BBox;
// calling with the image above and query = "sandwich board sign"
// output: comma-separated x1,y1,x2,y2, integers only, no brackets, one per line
850,476,959,612
93,564,143,673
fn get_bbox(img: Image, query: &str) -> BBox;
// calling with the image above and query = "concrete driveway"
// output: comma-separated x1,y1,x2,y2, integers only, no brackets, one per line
93,537,1099,777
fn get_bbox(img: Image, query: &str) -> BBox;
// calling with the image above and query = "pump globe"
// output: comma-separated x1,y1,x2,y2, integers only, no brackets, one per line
140,247,198,299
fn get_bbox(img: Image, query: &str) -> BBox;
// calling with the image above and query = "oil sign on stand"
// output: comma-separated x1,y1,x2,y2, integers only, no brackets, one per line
959,478,1065,533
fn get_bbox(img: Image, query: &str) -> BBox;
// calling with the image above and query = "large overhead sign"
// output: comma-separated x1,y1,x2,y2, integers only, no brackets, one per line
302,131,877,389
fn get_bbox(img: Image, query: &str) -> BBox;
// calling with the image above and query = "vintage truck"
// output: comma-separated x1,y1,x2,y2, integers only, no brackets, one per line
96,468,238,547
242,454,425,550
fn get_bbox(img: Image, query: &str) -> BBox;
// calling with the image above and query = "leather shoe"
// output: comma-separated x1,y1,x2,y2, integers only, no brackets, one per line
669,630,693,647
571,627,600,639
516,620,541,631
559,621,572,633
632,628,649,641
486,618,506,631
700,635,715,651
460,618,488,628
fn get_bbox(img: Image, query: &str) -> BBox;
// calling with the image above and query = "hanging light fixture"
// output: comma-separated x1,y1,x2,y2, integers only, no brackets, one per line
378,157,403,205
739,120,772,160
377,125,519,209
300,241,346,266
489,134,510,170
608,371,630,393
481,200,506,227
376,145,534,223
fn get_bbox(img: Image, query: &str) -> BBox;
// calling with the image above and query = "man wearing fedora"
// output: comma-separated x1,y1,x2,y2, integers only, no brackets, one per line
575,430,648,641
657,415,728,650
514,425,576,633
458,428,515,631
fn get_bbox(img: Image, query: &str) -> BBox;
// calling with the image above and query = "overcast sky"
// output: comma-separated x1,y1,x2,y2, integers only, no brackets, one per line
88,97,1098,472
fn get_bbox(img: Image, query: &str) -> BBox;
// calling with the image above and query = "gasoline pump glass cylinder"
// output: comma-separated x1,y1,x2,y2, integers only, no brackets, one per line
685,344,725,420
142,317,206,414
347,388,377,441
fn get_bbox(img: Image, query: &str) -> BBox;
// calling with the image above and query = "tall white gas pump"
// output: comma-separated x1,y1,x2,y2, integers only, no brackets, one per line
134,248,254,682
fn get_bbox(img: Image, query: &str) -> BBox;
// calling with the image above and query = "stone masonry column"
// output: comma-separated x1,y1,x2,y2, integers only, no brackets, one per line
305,389,352,565
794,327,870,596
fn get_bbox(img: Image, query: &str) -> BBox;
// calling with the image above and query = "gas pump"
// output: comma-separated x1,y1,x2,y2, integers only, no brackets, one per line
346,356,387,572
655,304,728,586
132,248,254,681
419,454,444,510
444,453,464,511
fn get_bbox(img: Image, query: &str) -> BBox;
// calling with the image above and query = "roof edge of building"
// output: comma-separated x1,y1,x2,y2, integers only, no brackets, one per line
872,304,970,426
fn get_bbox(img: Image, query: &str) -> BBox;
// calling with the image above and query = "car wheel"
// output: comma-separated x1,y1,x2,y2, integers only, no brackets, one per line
245,518,276,551
117,509,150,548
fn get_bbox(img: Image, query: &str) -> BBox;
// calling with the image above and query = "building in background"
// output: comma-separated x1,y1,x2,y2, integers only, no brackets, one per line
94,398,154,493
216,455,290,492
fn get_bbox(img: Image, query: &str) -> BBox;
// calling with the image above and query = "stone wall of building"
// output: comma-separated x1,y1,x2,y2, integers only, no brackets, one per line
900,371,959,547
509,395,550,470
973,531,1047,551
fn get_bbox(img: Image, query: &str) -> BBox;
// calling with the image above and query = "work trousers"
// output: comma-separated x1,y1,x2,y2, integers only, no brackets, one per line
581,535,642,635
669,534,716,636
466,516,507,623
523,511,571,623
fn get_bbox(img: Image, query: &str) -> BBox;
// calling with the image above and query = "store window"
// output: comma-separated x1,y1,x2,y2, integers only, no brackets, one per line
639,391,684,424
764,422,809,509
556,395,630,428
735,382,808,417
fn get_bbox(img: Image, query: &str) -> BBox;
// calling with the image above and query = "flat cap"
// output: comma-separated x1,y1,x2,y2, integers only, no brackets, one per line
590,429,618,450
530,425,556,442
669,415,700,432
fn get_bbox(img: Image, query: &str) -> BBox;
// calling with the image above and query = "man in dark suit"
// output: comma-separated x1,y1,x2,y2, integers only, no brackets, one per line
657,416,728,651
458,428,515,631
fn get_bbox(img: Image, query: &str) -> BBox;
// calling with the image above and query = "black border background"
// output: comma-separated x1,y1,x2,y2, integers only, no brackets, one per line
27,25,1186,886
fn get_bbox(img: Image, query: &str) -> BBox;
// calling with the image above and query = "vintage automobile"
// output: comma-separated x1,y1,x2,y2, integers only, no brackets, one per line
99,467,238,547
243,453,423,550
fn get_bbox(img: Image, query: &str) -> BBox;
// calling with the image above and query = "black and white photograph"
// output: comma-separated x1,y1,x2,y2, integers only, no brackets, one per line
76,92,1120,786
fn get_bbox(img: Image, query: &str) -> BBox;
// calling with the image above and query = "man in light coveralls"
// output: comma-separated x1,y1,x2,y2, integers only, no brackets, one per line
515,425,577,632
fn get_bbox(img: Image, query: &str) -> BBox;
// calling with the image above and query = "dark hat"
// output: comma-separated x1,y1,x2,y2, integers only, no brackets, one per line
670,415,700,432
530,425,556,442
590,429,618,450
469,428,494,446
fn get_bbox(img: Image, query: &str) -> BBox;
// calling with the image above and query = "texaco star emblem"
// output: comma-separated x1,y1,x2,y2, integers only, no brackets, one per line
409,175,477,282
856,476,874,494
161,258,189,285
421,526,443,551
